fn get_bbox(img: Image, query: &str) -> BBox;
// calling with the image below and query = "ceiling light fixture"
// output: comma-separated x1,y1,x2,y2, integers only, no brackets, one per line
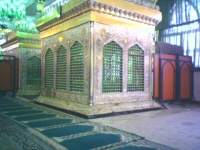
37,0,45,13
0,0,26,22
0,24,11,38
0,0,38,35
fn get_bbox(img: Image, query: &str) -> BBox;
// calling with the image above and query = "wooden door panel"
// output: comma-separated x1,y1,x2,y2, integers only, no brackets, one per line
162,61,176,100
0,61,12,90
153,53,160,98
178,56,192,99
160,54,176,101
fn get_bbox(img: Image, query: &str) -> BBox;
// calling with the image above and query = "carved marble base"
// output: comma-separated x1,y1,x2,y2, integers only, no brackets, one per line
35,96,161,118
17,90,40,96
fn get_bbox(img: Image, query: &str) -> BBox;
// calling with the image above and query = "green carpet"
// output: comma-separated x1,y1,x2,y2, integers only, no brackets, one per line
15,114,56,121
60,133,121,150
5,110,43,116
0,102,19,105
0,134,16,150
0,104,22,108
25,118,72,128
115,146,156,150
0,107,32,112
0,114,53,150
0,97,176,150
41,125,94,137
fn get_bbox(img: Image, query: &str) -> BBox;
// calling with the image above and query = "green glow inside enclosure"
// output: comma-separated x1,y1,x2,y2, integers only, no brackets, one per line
128,45,144,92
70,42,84,93
103,41,122,93
45,49,54,89
56,45,67,90
27,56,41,86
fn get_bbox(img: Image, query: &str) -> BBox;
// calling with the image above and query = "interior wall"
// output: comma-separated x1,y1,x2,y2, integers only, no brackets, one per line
194,71,200,101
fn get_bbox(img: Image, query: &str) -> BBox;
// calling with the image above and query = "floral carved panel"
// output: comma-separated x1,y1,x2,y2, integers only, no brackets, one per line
93,22,153,105
41,23,91,104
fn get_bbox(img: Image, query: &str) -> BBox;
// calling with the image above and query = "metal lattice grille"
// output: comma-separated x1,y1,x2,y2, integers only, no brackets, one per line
70,42,84,93
45,49,54,88
103,41,122,93
128,45,144,92
27,56,41,86
56,46,67,90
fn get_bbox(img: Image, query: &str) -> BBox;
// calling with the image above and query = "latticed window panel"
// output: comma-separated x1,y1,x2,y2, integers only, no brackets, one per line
56,46,67,90
103,41,123,93
128,45,144,92
45,49,54,89
70,42,84,93
27,56,41,86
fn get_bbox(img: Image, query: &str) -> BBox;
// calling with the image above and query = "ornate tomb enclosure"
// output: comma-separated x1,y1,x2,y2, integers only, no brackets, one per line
36,0,162,115
1,32,41,96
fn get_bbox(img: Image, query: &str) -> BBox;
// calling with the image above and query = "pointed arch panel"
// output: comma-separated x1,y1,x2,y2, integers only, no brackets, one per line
102,41,122,93
127,45,144,92
70,42,84,93
56,46,67,90
45,49,54,88
27,56,41,86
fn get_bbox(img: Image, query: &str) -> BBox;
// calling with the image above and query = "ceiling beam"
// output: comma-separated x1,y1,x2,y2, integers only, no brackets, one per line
25,0,36,8
154,0,158,5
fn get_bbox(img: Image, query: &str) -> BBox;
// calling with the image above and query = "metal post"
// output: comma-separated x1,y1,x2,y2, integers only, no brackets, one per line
13,56,16,97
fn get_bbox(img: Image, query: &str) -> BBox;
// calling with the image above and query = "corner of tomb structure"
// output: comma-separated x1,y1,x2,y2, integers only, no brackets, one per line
34,0,162,117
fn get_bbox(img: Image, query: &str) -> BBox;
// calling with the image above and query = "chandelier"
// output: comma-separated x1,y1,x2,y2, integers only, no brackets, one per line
0,0,26,22
0,0,38,36
0,25,11,37
37,0,45,13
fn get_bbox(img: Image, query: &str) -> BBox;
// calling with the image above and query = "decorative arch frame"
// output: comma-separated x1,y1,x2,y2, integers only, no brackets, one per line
40,22,91,104
69,41,85,93
127,44,144,92
93,22,153,105
27,56,41,86
102,41,123,93
44,48,54,89
56,45,68,90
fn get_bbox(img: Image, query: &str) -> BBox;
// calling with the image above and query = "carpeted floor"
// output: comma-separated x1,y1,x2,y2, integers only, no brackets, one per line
0,96,175,150
0,114,53,150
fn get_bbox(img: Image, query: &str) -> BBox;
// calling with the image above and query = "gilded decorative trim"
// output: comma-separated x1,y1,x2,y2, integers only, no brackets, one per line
1,37,41,49
37,0,161,33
